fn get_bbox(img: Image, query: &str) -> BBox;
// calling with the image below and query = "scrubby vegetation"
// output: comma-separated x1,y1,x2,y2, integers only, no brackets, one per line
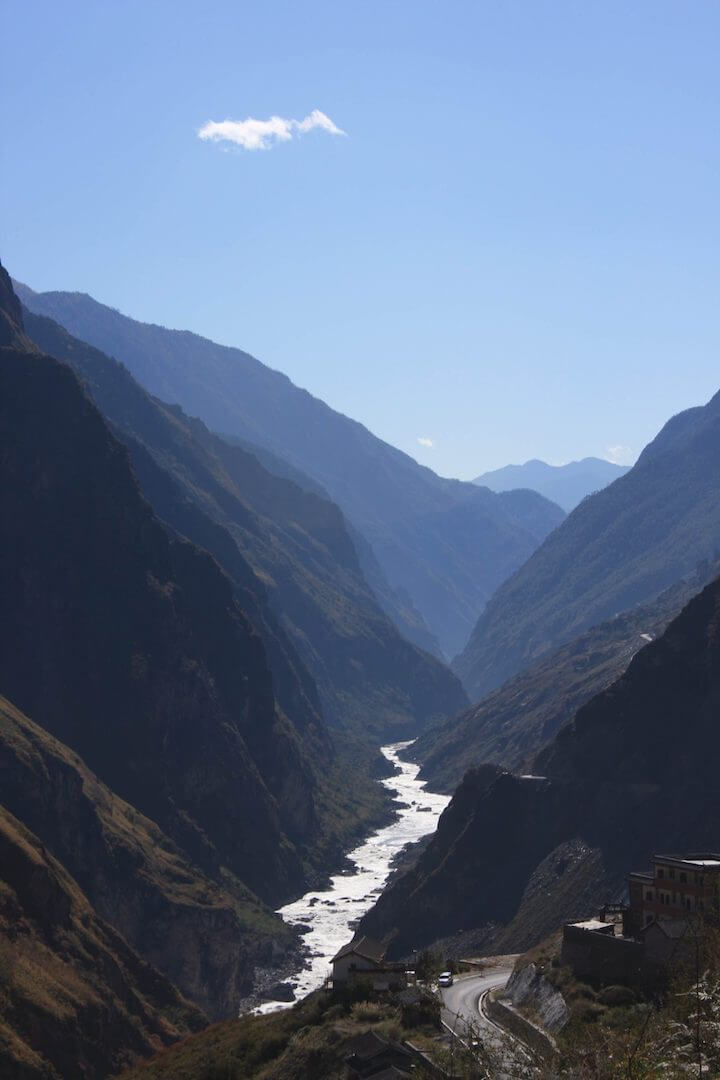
119,985,442,1080
511,927,720,1078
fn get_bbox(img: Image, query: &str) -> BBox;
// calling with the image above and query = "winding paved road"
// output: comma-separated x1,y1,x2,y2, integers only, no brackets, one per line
440,966,513,1043
439,964,539,1077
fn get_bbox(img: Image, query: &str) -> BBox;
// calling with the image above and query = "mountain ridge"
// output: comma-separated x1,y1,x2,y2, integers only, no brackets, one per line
456,391,720,699
473,456,630,511
21,303,467,741
413,557,719,791
14,281,565,658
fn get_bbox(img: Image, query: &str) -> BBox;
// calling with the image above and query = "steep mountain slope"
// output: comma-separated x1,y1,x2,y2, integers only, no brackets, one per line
223,434,443,657
414,561,718,790
0,263,354,1009
0,693,293,1020
21,306,467,740
0,327,317,903
360,572,720,959
15,283,565,658
474,457,629,512
456,392,720,699
0,801,204,1080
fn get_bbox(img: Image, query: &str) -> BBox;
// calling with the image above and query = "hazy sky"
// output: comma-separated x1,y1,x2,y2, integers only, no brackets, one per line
2,1,718,479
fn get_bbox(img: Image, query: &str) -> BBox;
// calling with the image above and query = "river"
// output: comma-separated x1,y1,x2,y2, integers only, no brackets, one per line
256,740,450,1012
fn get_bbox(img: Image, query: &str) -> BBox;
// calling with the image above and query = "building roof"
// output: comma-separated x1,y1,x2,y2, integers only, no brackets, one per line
332,934,387,965
343,1030,411,1061
655,853,720,869
567,919,611,932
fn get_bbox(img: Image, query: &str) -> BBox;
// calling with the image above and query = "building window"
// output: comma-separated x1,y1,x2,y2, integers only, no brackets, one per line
646,891,653,901
657,868,664,879
669,869,676,880
699,900,705,911
680,872,687,883
685,898,692,909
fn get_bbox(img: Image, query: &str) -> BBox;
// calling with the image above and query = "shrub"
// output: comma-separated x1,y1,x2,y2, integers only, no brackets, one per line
350,1001,386,1023
598,985,635,1007
400,993,441,1030
572,1000,606,1023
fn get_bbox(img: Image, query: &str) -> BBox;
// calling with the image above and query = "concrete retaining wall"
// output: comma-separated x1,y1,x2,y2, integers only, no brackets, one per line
486,994,556,1063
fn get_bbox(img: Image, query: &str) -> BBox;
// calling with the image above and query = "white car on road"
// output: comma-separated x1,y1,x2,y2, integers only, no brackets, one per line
437,971,454,987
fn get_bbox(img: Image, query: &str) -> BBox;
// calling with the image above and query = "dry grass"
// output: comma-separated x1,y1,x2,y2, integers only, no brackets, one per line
120,985,443,1080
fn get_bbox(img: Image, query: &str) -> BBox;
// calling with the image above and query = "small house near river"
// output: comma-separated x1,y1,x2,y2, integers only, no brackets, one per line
331,935,406,991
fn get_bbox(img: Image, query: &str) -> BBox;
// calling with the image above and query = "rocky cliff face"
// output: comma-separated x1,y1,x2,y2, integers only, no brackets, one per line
22,305,468,742
15,281,565,659
0,693,294,1020
360,573,720,958
456,390,720,699
0,801,205,1080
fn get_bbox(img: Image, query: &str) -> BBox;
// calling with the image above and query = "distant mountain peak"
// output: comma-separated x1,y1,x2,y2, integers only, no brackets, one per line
473,456,630,512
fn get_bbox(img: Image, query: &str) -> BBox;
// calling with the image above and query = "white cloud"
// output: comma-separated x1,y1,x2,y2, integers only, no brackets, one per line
417,437,434,448
197,109,346,151
605,444,634,465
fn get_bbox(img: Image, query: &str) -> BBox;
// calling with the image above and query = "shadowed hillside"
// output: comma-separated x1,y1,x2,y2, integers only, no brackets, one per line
0,693,295,1020
413,558,719,790
0,800,205,1080
0,262,379,1041
22,305,467,741
15,282,565,658
360,571,720,959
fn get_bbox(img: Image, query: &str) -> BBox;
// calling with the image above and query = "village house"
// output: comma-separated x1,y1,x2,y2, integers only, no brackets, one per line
343,1031,413,1078
626,852,720,935
331,935,406,991
561,851,720,984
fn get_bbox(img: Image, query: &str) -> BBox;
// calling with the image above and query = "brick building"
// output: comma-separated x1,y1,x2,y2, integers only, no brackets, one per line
626,853,720,935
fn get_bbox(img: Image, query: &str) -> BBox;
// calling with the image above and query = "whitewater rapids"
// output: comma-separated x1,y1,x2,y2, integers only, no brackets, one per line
255,740,450,1012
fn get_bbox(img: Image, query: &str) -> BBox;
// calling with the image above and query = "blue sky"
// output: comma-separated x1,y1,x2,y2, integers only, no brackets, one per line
2,1,718,478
